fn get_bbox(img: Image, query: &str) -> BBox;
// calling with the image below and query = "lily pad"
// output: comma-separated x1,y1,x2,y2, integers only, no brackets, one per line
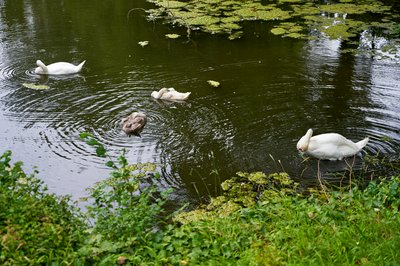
22,83,49,90
207,80,220,87
156,0,187,8
186,15,220,26
147,0,397,45
271,27,286,35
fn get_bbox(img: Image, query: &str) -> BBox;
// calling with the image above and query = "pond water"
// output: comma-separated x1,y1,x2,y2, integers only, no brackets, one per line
1,0,399,202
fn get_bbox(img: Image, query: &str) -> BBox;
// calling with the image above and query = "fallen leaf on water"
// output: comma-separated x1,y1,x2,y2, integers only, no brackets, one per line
22,83,49,90
138,41,149,47
207,80,220,87
165,33,181,39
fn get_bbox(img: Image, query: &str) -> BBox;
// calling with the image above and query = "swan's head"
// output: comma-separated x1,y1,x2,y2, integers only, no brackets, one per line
151,91,160,99
151,88,169,99
296,129,313,152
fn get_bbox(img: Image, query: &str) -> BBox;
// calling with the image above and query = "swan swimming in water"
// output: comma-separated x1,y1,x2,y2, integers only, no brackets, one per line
34,60,86,75
296,128,369,160
151,88,191,101
121,112,147,136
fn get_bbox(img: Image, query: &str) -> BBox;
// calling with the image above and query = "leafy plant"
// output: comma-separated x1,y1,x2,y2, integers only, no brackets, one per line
0,151,86,265
78,134,170,264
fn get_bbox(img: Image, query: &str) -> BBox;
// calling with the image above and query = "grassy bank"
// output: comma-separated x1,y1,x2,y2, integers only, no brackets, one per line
1,150,400,265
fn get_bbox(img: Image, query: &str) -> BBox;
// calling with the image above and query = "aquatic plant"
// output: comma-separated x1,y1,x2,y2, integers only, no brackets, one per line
145,0,398,43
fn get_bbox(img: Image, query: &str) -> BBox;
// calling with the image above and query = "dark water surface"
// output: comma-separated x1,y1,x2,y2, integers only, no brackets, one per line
1,0,399,201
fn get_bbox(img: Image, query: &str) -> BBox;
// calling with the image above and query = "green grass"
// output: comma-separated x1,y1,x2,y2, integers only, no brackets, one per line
1,149,400,265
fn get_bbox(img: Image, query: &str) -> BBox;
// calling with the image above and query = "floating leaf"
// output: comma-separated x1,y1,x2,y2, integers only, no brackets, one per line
22,83,49,90
228,31,243,40
256,8,292,21
147,0,396,43
165,33,181,39
285,32,305,38
138,41,149,47
207,80,220,87
186,16,220,26
271,27,286,35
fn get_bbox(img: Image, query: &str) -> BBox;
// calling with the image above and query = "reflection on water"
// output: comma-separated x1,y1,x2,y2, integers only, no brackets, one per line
0,0,399,201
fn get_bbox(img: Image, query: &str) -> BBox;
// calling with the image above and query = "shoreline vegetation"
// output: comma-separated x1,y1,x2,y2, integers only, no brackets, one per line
1,146,399,265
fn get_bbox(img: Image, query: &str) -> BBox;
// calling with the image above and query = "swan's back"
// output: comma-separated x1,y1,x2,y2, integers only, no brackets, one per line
122,112,147,136
308,133,368,160
35,60,85,75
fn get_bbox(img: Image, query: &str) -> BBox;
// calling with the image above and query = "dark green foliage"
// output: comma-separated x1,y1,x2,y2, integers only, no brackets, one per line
79,151,170,265
0,151,86,265
1,146,400,265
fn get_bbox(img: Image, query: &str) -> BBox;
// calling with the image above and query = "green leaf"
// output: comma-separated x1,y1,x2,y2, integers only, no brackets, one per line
96,146,107,157
86,139,99,146
106,161,116,168
79,132,94,139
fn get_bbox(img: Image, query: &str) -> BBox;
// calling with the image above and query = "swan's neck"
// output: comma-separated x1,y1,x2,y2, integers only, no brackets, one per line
298,129,313,152
36,60,48,73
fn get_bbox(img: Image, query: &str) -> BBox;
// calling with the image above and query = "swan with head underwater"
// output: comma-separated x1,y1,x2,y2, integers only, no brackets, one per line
151,88,191,101
296,128,369,160
34,60,86,75
121,112,147,137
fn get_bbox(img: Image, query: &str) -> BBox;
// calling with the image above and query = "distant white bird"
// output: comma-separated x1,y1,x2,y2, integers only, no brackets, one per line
296,128,369,160
151,88,191,101
121,112,147,137
34,60,86,75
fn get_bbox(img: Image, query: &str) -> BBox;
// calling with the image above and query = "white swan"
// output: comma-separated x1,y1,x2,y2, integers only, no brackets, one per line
296,128,369,160
151,88,191,101
34,60,86,75
121,112,147,136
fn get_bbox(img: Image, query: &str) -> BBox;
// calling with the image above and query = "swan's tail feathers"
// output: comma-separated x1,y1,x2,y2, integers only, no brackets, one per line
356,137,369,150
36,60,48,73
183,92,191,100
77,60,86,71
